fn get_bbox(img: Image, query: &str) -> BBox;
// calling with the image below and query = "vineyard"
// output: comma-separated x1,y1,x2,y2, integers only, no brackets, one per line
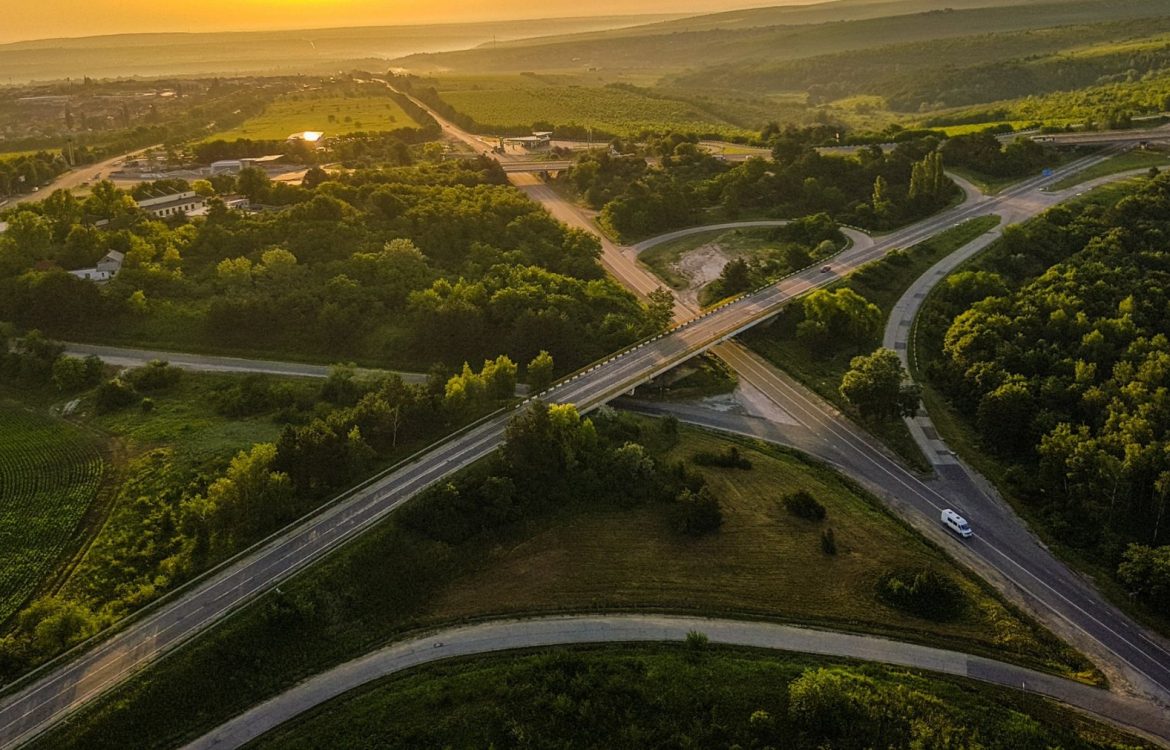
434,77,755,139
0,406,105,623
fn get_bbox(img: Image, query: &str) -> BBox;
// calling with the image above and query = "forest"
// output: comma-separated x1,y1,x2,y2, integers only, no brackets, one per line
0,158,658,372
565,129,956,240
919,174,1170,612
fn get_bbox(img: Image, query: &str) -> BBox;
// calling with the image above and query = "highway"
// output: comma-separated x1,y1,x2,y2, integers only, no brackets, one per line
182,615,1170,750
503,130,1170,710
1,94,1168,748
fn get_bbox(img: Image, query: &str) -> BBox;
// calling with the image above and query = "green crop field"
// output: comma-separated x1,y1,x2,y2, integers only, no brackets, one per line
206,92,420,142
0,405,105,623
433,76,754,138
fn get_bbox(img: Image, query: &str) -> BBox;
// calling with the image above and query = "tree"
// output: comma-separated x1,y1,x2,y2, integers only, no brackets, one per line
976,380,1035,455
51,355,102,392
798,288,881,351
481,355,518,400
1117,544,1170,611
673,486,723,535
839,348,921,422
527,350,555,393
872,175,893,219
237,166,271,203
716,257,752,296
645,287,676,334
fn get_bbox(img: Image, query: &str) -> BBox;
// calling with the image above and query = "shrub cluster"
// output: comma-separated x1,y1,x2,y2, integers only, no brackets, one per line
782,490,827,521
876,567,966,621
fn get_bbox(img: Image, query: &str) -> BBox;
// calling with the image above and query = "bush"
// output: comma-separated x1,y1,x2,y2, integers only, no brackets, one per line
126,360,182,392
782,490,826,521
876,568,966,621
821,528,837,555
94,379,139,413
673,487,723,536
691,446,752,470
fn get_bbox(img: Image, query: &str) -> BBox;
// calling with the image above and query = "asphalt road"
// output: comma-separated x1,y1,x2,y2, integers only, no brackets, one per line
181,615,1170,750
2,92,1167,748
60,343,431,384
0,220,953,746
5,145,159,208
427,98,1170,705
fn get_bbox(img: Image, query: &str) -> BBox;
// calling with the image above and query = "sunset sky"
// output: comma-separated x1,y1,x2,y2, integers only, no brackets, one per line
1,0,795,44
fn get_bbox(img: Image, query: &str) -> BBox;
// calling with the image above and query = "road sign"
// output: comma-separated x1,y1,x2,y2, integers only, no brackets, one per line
1042,168,1054,177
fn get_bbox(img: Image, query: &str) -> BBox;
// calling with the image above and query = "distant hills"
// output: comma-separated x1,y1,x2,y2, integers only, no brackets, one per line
0,15,678,83
389,0,1170,74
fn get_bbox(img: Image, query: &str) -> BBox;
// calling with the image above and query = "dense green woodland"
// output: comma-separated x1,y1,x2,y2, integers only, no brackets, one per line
566,131,956,240
0,159,659,372
254,648,1145,750
920,175,1170,615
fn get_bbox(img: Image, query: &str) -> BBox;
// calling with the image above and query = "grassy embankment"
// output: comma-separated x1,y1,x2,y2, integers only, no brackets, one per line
742,216,1001,473
29,419,1090,750
251,646,1149,750
1049,148,1170,191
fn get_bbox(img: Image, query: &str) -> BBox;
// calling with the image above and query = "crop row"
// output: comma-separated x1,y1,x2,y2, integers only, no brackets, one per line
0,407,105,623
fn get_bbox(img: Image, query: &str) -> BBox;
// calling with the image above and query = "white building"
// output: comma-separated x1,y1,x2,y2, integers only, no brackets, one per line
68,250,124,283
136,191,205,219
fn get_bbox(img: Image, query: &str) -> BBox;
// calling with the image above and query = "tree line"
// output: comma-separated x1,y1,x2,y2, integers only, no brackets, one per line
0,158,659,374
920,173,1170,615
566,128,958,241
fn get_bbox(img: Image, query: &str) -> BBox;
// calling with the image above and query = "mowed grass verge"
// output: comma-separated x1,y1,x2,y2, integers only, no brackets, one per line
206,93,420,141
32,420,1090,750
0,404,105,623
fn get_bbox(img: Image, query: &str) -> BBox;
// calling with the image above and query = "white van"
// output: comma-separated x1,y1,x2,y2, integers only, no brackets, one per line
941,509,973,538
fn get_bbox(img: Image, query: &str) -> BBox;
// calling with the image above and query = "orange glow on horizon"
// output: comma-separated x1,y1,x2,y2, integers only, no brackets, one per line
1,0,807,45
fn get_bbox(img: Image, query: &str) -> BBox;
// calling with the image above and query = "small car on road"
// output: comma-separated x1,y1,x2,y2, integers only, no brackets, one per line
820,265,832,273
941,509,973,538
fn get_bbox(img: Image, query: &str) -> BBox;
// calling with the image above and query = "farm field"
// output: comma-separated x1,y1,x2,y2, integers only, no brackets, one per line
0,404,105,624
28,419,1089,750
205,91,420,142
431,75,755,139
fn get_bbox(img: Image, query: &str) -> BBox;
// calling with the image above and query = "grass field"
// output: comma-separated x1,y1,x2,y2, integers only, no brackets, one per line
251,647,1145,750
1050,148,1170,191
0,404,105,624
29,419,1088,750
205,91,420,142
432,75,754,138
743,216,1001,472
